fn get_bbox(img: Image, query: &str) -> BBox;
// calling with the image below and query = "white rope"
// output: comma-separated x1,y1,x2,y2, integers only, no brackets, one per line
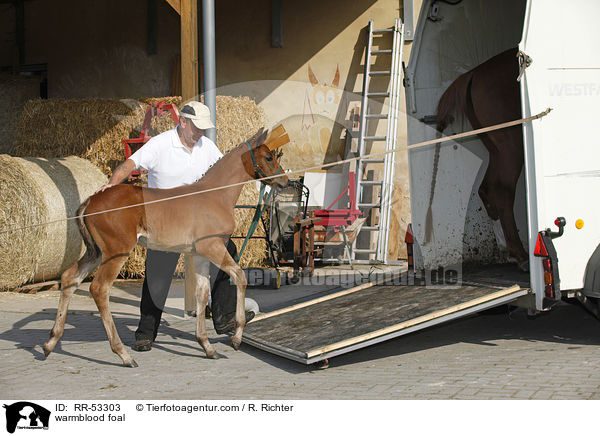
0,108,551,235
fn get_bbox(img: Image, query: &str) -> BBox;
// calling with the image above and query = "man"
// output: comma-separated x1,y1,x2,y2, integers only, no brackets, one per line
100,101,256,352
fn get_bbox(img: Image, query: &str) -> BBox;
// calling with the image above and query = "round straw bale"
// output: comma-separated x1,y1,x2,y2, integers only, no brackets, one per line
0,155,107,290
0,155,48,290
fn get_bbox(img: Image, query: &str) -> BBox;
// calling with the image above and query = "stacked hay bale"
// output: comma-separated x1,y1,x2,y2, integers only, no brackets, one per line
0,156,107,290
11,95,268,281
14,98,151,175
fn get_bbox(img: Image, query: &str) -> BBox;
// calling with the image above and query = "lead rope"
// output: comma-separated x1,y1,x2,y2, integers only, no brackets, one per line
0,109,552,236
517,51,532,82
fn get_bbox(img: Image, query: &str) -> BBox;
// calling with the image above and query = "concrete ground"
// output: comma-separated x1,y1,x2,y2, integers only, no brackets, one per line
1,265,600,400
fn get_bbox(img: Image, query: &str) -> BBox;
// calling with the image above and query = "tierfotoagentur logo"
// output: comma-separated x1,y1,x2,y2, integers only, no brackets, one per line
3,402,50,433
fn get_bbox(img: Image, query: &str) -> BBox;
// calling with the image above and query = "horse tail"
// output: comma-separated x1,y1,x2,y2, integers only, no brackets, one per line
436,71,473,132
75,198,102,274
424,71,474,244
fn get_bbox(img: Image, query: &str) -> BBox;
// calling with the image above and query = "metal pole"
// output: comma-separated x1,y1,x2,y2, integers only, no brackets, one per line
202,0,216,143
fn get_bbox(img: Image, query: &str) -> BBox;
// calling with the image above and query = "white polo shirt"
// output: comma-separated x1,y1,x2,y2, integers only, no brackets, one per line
129,127,223,189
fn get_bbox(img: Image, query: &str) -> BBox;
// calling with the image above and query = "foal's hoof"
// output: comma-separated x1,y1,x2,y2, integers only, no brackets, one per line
124,359,139,368
42,343,52,357
311,359,329,370
206,351,221,360
231,338,241,351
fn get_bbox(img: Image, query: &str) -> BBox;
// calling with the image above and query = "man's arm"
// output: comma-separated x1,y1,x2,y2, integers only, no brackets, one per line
96,159,137,192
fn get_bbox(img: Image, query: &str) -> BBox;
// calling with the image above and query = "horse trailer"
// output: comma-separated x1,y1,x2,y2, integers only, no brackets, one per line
404,0,600,314
242,0,600,365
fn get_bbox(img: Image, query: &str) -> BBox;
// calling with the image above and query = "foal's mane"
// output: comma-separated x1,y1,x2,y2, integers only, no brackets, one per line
193,128,267,185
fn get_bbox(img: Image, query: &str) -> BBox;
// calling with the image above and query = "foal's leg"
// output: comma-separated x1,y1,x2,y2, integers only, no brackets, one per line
200,241,247,350
44,250,101,357
89,256,138,367
190,255,219,358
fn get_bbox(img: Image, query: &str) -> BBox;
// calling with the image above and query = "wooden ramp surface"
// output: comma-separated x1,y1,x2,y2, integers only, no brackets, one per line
243,282,528,364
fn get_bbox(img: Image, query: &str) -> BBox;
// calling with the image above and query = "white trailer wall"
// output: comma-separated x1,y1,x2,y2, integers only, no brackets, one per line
520,0,600,301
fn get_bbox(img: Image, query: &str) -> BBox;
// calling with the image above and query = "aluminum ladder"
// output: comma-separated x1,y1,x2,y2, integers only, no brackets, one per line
352,18,404,263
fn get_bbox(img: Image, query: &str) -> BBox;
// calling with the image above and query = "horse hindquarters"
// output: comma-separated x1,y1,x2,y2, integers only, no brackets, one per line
44,200,102,357
466,51,527,264
46,187,142,367
84,194,141,366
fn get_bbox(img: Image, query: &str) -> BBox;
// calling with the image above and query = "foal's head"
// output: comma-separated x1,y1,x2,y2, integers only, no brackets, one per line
242,128,289,188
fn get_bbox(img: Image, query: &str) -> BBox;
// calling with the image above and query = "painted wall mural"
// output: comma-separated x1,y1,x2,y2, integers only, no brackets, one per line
275,64,353,173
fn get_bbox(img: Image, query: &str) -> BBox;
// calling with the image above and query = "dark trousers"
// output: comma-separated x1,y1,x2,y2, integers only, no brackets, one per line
135,240,239,341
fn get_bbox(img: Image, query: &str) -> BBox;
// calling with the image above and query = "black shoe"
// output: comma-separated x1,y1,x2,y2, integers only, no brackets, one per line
134,338,153,352
214,311,255,335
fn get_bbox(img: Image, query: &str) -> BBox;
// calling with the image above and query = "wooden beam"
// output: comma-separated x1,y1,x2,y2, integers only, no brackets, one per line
180,0,198,100
271,0,283,48
164,0,180,15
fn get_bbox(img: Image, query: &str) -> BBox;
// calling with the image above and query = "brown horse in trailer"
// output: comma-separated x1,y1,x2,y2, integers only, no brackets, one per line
43,127,289,367
426,47,528,269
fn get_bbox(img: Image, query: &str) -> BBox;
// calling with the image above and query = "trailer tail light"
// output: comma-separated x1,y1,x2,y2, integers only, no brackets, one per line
541,258,555,299
534,218,564,301
534,233,549,257
534,232,557,299
405,224,414,273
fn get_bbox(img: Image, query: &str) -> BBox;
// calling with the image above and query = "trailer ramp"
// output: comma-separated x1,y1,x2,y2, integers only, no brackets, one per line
242,281,529,365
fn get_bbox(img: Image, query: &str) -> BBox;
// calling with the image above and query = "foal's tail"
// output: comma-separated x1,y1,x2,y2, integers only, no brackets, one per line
77,197,101,263
424,71,474,244
66,198,102,286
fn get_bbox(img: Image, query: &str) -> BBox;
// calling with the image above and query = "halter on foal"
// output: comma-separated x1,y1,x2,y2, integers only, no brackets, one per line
43,127,289,367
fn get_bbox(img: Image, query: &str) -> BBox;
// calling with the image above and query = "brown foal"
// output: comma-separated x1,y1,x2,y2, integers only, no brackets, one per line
43,128,289,367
